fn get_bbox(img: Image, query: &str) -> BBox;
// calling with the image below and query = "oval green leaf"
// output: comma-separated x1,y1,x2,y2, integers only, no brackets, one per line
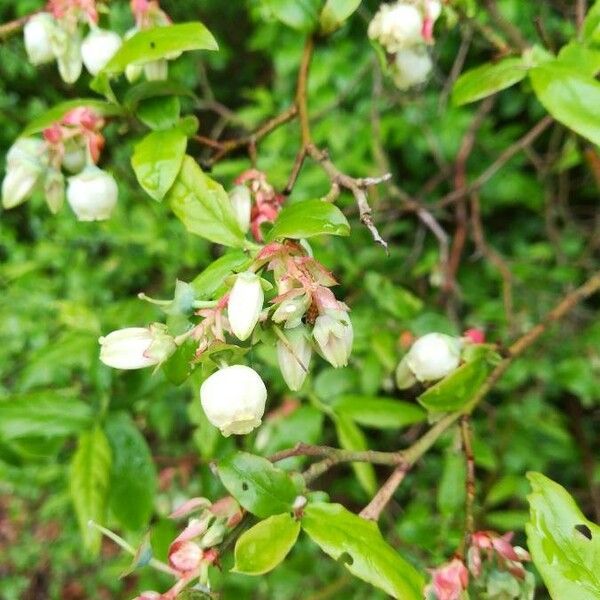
218,452,304,518
267,199,350,241
103,23,218,76
302,503,424,600
190,250,251,299
526,472,600,600
452,57,529,106
131,128,187,201
233,513,300,575
331,395,426,429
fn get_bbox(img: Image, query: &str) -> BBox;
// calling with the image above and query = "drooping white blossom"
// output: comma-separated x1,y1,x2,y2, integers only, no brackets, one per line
66,166,118,221
228,271,264,341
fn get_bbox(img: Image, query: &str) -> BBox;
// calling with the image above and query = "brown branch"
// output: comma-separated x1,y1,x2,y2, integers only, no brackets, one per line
437,116,553,209
576,0,587,33
297,37,314,147
359,464,410,520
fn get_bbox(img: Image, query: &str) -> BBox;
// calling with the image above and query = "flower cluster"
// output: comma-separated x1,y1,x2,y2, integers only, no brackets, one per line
133,496,243,599
425,531,531,600
368,0,443,90
2,107,118,219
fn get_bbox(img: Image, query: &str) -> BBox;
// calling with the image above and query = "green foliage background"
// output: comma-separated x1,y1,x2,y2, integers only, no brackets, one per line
1,0,599,598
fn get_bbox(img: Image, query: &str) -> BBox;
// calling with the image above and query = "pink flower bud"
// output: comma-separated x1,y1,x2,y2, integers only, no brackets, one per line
464,328,485,344
425,558,469,600
168,540,203,574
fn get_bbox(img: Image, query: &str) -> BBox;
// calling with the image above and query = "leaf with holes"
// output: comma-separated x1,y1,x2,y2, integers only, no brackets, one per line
302,503,425,599
526,472,600,600
233,513,300,575
218,452,304,518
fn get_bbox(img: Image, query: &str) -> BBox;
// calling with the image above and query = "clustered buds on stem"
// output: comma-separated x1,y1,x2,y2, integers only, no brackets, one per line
368,0,443,90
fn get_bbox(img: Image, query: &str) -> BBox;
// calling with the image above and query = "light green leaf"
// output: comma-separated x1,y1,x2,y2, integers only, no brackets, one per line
218,452,304,518
105,413,157,532
320,0,361,34
0,392,92,440
526,472,600,600
262,0,321,31
233,513,300,575
417,357,490,413
190,250,251,299
21,99,123,137
302,503,425,599
331,395,426,429
136,96,181,130
123,80,196,111
167,155,245,247
103,23,218,76
437,450,466,517
131,128,187,201
558,41,600,77
334,414,376,495
452,57,529,106
364,272,423,320
267,199,350,241
530,63,600,146
70,427,112,556
583,0,600,41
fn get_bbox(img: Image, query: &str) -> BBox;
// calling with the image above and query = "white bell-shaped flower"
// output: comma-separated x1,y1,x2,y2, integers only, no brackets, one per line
393,47,433,90
368,2,423,52
228,185,252,233
228,271,264,341
7,138,46,166
313,309,353,368
44,168,65,214
51,26,82,83
200,365,267,436
144,59,168,81
24,13,56,66
405,332,461,383
81,27,122,76
2,159,43,209
66,166,118,221
277,326,312,391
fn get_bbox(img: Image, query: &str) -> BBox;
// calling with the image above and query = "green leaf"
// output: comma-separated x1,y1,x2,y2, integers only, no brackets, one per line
267,199,350,241
417,357,490,413
332,395,426,429
530,63,600,146
21,99,123,137
123,80,196,111
218,452,304,518
558,41,600,77
105,413,157,532
233,513,300,575
136,96,181,130
302,503,425,599
452,57,529,106
167,155,245,247
526,472,600,600
131,128,187,201
70,427,112,556
334,414,376,495
437,450,466,517
0,392,93,440
262,0,321,32
190,250,251,299
320,0,361,34
103,23,218,76
583,0,600,41
364,272,423,320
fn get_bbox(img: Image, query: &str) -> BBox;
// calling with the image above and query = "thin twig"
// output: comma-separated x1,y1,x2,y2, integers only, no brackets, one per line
460,416,476,539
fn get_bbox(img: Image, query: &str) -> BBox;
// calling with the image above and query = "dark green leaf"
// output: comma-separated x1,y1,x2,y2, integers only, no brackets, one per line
0,392,92,440
526,472,600,599
190,250,251,299
131,128,187,201
437,450,466,517
161,339,197,385
530,63,600,145
218,452,303,518
167,156,246,247
233,513,300,575
21,99,123,136
136,96,181,130
364,272,423,320
320,0,361,34
302,503,424,599
262,0,321,31
331,395,426,429
267,199,350,241
417,357,491,413
70,427,112,556
452,58,529,106
105,413,157,532
123,80,196,111
103,23,218,76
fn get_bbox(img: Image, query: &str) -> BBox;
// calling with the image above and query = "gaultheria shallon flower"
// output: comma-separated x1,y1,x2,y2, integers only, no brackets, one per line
1,159,44,209
401,332,461,384
50,26,83,83
425,558,469,600
44,168,65,214
81,27,122,75
168,540,203,574
313,309,353,368
66,166,118,221
200,365,267,436
228,185,252,233
272,295,310,329
367,2,424,52
24,13,56,65
99,325,176,370
228,272,264,341
277,326,312,391
392,46,433,90
464,328,485,345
